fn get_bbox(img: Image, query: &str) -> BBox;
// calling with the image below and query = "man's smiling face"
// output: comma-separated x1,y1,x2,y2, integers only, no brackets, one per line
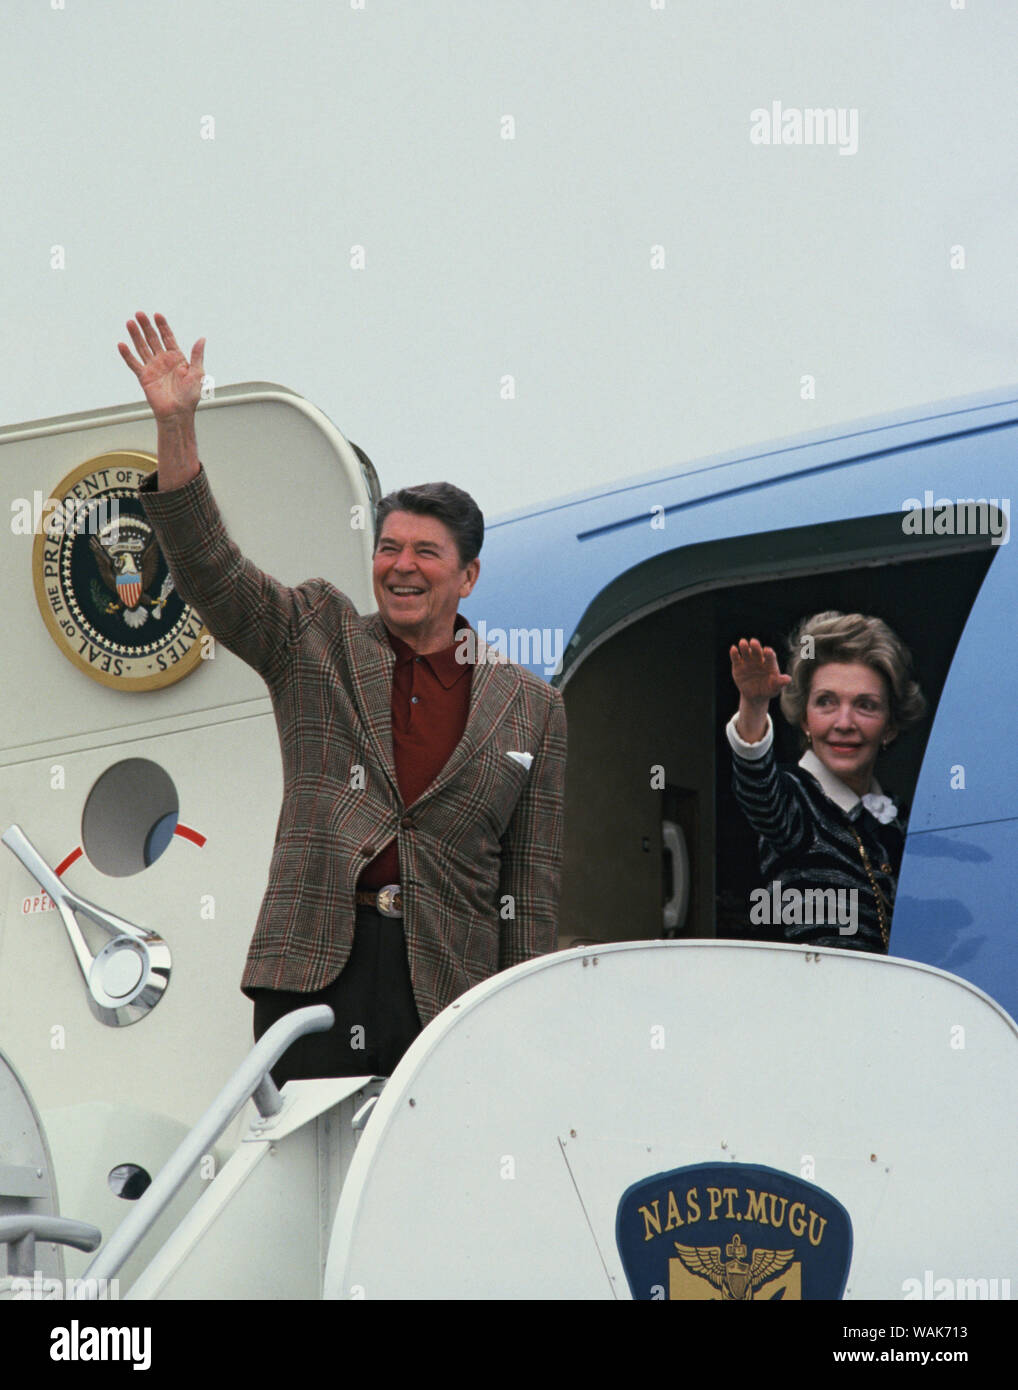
372,509,479,653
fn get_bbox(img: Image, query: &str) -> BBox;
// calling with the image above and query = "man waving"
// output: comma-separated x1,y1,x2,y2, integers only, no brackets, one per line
119,311,566,1081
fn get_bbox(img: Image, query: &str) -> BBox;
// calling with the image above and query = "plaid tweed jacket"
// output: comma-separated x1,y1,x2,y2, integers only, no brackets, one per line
139,467,566,1026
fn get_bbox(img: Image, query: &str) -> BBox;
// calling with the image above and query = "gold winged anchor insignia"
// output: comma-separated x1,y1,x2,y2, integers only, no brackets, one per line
673,1232,795,1300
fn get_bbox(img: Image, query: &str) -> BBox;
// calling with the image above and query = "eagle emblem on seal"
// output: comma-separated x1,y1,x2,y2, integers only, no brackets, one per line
88,517,174,629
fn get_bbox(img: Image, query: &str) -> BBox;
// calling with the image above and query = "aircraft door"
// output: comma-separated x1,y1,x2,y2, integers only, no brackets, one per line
0,384,378,1127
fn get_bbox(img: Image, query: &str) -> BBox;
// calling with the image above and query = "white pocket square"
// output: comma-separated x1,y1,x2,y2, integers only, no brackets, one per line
506,751,533,771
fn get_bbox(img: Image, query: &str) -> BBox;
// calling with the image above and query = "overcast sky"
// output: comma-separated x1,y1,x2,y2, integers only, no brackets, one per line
3,0,1016,518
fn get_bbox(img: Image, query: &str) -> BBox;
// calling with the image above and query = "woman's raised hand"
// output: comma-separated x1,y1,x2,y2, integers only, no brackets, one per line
730,637,791,704
118,312,206,421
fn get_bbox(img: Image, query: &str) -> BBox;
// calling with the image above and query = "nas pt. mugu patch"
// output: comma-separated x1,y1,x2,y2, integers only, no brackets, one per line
616,1162,852,1300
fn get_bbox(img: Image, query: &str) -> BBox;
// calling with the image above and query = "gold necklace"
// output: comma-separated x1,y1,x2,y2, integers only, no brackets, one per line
851,828,892,950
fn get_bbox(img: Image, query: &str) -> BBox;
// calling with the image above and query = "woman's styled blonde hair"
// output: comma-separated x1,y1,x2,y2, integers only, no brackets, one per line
780,611,926,742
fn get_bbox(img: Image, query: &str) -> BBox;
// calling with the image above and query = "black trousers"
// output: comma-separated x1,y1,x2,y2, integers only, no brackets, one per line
251,905,423,1085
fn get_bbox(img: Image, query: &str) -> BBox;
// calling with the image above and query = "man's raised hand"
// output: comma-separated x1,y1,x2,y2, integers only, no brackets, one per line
118,312,206,421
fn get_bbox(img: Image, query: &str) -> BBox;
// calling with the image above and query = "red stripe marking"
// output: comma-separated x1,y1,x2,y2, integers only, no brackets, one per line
54,846,84,877
174,823,206,847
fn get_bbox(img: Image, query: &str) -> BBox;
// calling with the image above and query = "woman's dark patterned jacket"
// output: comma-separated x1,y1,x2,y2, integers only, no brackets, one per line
727,715,905,953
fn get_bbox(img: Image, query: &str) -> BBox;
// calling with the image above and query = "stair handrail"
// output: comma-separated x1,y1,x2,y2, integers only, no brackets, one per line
78,1004,334,1291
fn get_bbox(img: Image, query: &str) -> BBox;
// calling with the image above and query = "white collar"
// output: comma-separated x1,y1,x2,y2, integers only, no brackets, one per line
798,747,882,815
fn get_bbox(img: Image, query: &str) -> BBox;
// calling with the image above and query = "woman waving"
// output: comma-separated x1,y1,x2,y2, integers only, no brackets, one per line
728,612,926,953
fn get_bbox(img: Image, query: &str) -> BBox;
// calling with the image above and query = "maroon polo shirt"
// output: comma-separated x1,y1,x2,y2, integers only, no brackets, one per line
357,614,473,890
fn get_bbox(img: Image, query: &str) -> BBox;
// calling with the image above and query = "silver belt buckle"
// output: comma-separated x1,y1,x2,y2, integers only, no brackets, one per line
375,884,403,918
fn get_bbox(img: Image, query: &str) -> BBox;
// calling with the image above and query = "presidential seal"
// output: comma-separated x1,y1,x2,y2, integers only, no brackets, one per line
32,452,207,690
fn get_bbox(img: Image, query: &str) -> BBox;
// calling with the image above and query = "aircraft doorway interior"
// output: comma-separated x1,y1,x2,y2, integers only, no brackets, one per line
557,527,996,950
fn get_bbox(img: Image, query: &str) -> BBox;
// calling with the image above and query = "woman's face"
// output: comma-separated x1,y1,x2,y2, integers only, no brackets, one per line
801,661,895,794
